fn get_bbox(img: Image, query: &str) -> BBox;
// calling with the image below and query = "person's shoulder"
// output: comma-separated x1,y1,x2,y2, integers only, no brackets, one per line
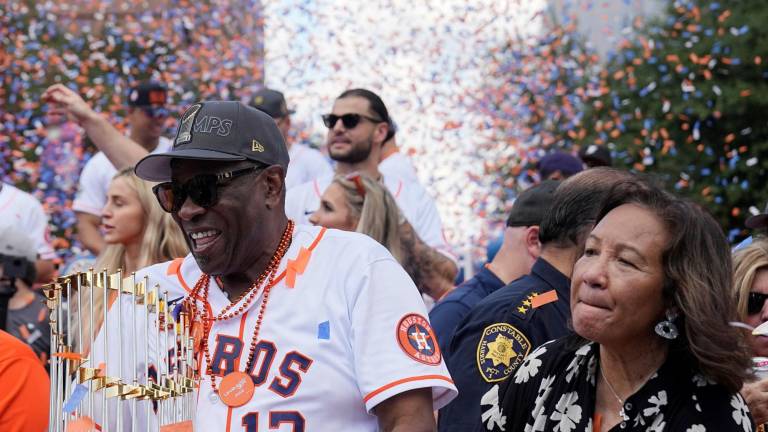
435,271,500,312
0,330,38,364
1,184,45,215
287,174,332,197
306,224,391,259
472,275,543,324
680,374,754,429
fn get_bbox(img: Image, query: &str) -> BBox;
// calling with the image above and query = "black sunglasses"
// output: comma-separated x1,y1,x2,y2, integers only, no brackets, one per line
748,292,768,315
322,113,383,129
153,164,266,213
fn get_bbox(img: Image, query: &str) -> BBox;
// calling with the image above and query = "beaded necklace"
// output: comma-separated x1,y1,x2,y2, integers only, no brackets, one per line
185,220,294,396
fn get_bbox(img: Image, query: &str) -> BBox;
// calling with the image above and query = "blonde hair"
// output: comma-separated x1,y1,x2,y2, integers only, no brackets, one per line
332,174,404,264
733,238,768,321
76,167,188,354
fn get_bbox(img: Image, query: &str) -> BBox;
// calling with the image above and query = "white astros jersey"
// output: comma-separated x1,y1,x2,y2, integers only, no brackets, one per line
0,182,56,260
285,174,456,261
192,225,456,431
91,224,457,431
284,143,333,190
379,150,419,184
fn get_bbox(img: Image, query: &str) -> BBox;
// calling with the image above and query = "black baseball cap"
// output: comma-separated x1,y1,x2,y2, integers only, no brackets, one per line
746,203,768,230
134,101,289,182
506,180,560,227
127,81,168,107
250,88,294,119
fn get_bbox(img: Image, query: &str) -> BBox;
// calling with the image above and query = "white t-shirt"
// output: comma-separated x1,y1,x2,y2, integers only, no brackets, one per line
285,143,333,190
89,225,457,430
0,183,55,260
379,150,419,184
73,136,173,216
286,174,455,260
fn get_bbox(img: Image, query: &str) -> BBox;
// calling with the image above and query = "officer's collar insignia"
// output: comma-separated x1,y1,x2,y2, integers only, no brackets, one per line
477,323,531,383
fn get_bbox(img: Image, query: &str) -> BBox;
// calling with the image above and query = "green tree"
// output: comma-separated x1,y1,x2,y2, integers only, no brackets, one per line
579,0,768,240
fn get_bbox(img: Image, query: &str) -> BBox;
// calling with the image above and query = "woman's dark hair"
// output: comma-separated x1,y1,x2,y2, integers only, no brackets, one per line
337,88,394,141
593,179,751,392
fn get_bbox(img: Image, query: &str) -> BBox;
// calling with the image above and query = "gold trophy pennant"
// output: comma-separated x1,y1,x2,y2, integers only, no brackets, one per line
47,269,199,431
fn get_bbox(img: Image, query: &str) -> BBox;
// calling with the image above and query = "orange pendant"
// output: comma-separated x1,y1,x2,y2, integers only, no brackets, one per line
191,321,204,352
218,371,255,407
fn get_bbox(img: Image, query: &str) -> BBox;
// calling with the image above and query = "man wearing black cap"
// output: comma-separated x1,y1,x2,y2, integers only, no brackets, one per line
44,82,172,254
286,88,458,300
129,100,456,431
250,88,331,189
429,181,558,355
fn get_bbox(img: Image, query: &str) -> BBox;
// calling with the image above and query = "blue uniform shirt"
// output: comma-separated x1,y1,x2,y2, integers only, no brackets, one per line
430,266,505,355
437,258,572,432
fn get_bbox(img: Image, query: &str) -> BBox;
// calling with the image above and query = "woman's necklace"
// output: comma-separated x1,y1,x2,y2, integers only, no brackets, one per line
599,364,656,423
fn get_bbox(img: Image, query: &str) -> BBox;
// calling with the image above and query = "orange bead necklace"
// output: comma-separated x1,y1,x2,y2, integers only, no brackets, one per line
185,220,294,395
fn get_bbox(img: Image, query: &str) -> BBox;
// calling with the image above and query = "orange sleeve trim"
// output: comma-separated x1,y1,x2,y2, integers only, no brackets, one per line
166,258,184,277
312,179,322,199
363,374,454,403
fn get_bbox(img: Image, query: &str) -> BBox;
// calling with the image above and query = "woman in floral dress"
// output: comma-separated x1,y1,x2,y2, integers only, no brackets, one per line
479,180,755,432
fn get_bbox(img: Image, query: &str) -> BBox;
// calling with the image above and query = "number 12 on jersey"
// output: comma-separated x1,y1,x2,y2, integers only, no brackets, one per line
242,411,305,431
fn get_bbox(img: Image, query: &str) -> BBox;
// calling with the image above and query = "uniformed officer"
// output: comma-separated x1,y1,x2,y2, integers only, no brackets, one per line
437,168,635,432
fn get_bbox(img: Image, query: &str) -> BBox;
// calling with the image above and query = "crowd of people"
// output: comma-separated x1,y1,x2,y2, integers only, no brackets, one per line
1,78,767,431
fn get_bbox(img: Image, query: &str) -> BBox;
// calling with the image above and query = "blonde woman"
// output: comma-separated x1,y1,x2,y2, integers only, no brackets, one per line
75,167,188,354
733,238,768,427
309,173,404,263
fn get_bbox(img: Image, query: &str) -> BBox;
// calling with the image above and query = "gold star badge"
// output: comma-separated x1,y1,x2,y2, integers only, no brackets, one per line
517,306,527,314
486,334,516,367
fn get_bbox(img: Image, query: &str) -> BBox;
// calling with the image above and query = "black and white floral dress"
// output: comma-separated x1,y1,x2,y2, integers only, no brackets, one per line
479,335,754,432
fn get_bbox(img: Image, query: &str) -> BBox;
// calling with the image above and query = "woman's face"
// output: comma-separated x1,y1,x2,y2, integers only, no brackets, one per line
101,177,146,247
745,269,768,357
571,204,669,347
308,183,358,231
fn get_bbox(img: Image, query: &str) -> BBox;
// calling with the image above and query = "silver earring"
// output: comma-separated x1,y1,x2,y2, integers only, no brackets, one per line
655,309,679,340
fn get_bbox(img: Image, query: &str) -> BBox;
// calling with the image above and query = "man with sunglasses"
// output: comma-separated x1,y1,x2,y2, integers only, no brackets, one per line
45,81,173,255
250,88,332,189
120,100,456,431
285,89,458,301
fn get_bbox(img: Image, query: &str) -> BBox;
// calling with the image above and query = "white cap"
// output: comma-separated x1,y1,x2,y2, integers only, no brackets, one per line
0,225,37,263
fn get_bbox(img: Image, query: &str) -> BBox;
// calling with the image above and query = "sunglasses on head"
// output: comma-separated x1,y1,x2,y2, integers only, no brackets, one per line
152,164,266,213
748,292,768,315
322,113,383,129
142,106,170,119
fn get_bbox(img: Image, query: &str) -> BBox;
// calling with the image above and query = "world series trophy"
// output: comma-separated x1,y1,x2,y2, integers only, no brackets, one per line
43,269,198,431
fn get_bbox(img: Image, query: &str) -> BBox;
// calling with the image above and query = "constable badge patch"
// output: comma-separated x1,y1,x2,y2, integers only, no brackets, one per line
476,323,531,382
396,314,441,365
